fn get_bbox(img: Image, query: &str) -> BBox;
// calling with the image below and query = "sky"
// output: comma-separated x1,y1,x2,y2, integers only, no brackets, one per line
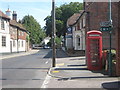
0,0,83,28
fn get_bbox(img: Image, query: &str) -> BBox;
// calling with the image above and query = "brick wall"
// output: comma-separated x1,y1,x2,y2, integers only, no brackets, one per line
18,30,27,40
10,26,17,40
85,2,118,49
116,2,120,76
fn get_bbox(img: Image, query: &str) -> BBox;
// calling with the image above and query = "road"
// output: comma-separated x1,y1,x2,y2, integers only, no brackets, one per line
1,48,52,88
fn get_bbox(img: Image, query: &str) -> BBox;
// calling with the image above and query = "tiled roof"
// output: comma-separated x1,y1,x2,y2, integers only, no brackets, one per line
10,20,26,31
0,10,10,19
67,10,84,26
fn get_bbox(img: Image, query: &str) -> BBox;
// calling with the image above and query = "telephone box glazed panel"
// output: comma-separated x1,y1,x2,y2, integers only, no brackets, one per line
86,30,102,70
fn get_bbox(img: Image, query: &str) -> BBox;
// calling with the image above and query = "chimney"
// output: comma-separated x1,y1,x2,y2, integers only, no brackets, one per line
12,11,17,21
6,8,12,19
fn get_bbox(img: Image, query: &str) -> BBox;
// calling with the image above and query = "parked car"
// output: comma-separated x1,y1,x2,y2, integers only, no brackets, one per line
43,45,50,49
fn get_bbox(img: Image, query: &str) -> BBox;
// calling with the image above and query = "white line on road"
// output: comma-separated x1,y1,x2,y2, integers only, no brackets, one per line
41,74,51,88
45,61,49,64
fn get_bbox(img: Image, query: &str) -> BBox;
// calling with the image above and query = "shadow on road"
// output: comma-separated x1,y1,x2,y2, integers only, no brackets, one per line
67,64,86,67
58,76,110,81
69,57,85,61
43,49,69,58
102,81,120,89
54,67,88,70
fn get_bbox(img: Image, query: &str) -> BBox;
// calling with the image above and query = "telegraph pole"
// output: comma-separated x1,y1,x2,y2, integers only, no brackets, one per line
52,0,56,67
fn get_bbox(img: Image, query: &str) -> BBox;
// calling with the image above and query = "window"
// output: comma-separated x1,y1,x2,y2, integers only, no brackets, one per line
21,41,23,47
78,37,80,46
1,19,5,30
22,32,24,36
13,40,15,47
2,36,6,47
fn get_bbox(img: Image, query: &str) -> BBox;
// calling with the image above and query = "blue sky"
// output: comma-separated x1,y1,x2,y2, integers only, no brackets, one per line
0,0,83,28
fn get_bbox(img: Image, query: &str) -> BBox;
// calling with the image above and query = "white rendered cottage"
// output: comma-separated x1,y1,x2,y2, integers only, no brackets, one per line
0,10,10,53
67,10,86,51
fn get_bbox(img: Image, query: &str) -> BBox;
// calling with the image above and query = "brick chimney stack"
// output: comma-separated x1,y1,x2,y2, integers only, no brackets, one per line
12,11,17,21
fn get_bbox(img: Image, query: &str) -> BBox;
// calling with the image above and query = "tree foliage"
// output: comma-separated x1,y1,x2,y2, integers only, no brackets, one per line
44,16,52,37
22,15,46,44
44,2,83,37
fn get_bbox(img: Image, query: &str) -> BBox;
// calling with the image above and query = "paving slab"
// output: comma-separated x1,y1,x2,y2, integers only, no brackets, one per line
47,50,120,88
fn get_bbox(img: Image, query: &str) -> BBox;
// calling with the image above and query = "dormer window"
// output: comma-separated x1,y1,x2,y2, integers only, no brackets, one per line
1,19,5,30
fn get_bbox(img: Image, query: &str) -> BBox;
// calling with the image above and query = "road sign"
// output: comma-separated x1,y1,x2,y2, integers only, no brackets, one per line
100,27,112,31
100,21,112,27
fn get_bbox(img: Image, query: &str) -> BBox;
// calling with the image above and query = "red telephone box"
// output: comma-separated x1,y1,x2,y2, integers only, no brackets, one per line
86,30,102,70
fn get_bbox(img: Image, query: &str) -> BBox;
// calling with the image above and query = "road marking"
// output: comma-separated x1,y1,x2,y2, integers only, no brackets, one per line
52,71,59,73
41,74,51,88
56,63,64,66
45,61,49,64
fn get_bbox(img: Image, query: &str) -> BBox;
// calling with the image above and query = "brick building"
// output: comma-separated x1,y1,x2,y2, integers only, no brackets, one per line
6,9,29,53
116,2,120,76
10,20,29,52
84,2,118,49
84,2,120,76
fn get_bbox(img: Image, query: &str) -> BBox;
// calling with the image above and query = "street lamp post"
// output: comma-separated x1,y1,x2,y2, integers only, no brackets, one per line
52,0,56,67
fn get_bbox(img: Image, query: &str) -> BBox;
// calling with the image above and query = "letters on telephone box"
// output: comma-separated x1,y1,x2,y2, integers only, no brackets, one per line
86,30,103,70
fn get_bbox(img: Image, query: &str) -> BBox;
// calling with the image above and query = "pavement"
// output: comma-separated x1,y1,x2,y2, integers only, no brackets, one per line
0,49,39,60
47,49,120,89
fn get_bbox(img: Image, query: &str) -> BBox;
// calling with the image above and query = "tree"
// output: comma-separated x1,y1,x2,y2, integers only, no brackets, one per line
44,2,83,37
22,15,46,44
44,16,52,37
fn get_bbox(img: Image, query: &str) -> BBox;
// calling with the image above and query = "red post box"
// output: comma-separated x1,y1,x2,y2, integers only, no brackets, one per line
86,30,102,70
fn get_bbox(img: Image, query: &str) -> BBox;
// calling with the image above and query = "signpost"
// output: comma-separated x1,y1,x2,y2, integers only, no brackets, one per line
100,26,112,31
100,21,112,31
100,21,113,76
100,0,113,76
100,21,111,27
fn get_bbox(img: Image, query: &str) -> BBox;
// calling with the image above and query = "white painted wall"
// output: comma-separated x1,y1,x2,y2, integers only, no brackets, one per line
73,30,85,50
18,39,26,52
65,35,73,50
72,14,86,51
0,33,10,53
10,39,17,52
0,18,10,53
43,37,51,45
10,39,27,53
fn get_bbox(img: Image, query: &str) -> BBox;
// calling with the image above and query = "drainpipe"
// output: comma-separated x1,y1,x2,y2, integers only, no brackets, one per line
17,28,19,53
108,0,112,76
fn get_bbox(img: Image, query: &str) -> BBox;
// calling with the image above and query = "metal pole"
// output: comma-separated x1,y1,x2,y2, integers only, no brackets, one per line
52,0,56,67
108,0,112,76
